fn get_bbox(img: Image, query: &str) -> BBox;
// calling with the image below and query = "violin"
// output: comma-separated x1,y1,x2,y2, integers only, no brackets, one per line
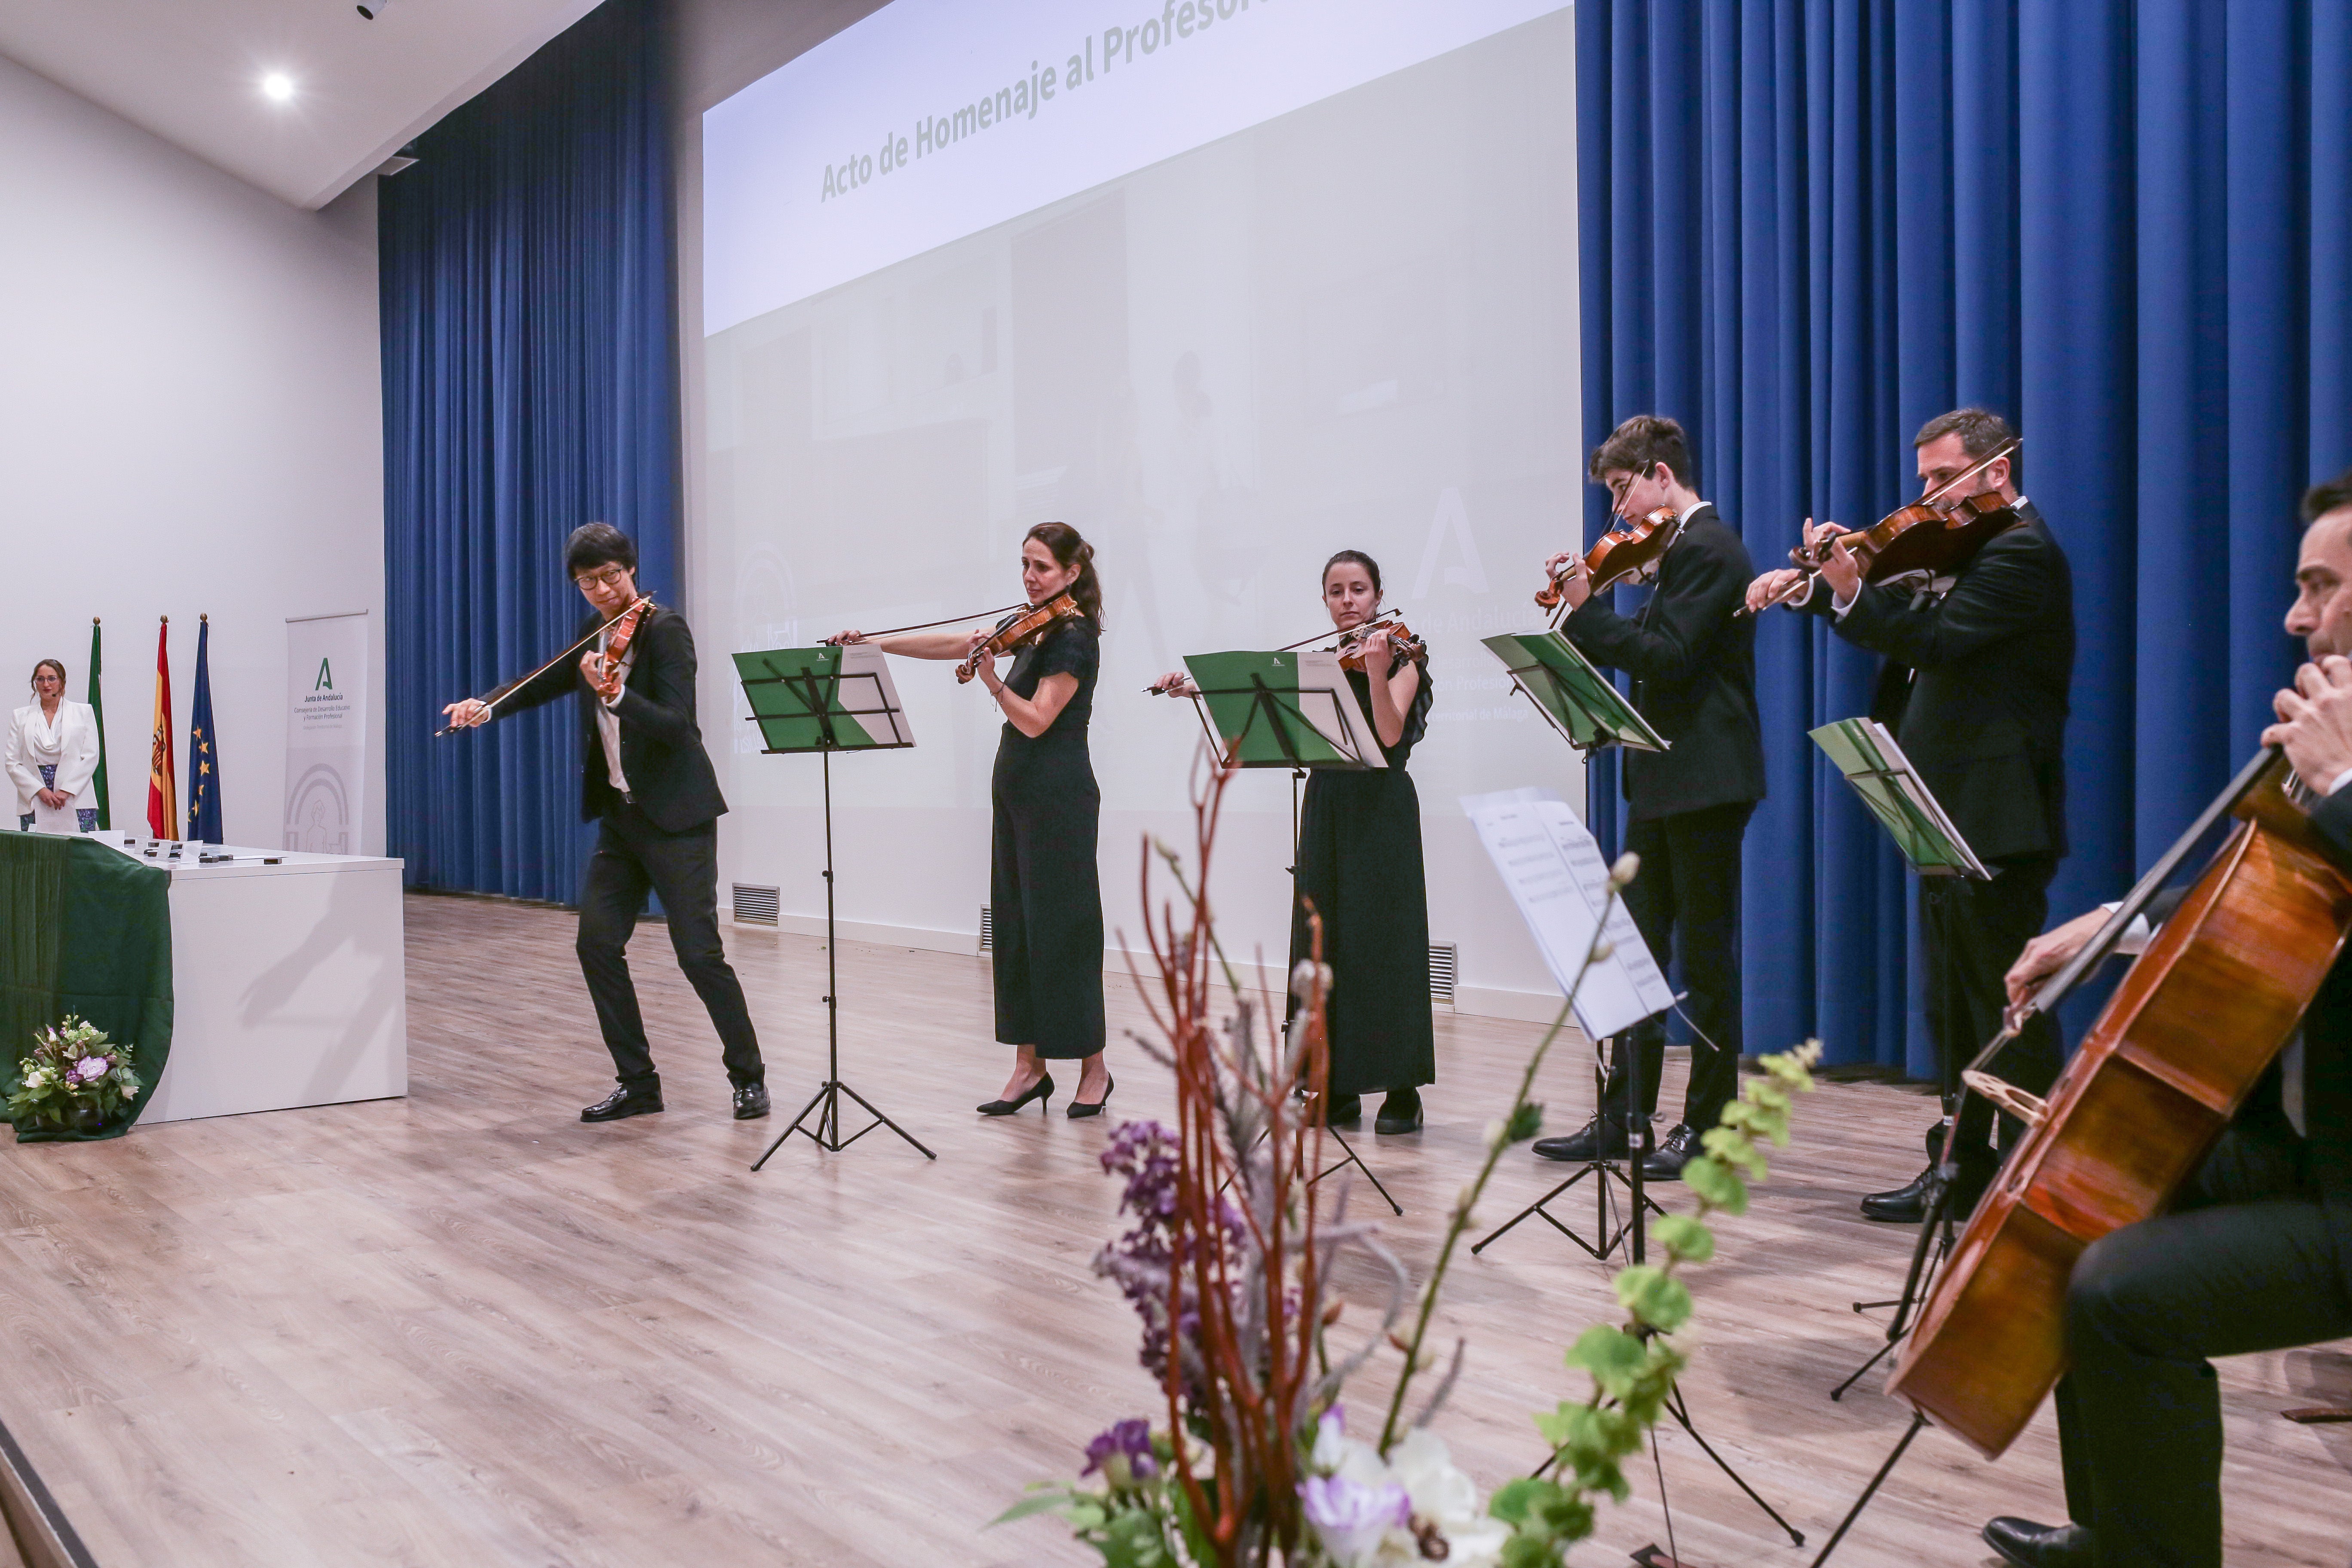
588,599,652,701
1743,438,2023,617
1536,507,1681,617
436,594,653,736
1332,619,1427,671
956,593,1083,684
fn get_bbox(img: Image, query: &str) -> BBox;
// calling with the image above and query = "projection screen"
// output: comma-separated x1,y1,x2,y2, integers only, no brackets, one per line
699,0,1582,1012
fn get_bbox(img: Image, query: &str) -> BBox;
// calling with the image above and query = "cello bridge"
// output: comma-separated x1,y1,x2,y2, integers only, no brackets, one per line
1962,1070,2048,1127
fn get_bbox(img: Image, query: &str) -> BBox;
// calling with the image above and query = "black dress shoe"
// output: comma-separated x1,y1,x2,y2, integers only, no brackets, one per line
1067,1075,1116,1118
1982,1516,2092,1568
1861,1162,1989,1222
1641,1123,1700,1180
1860,1164,1936,1222
1323,1093,1363,1127
1374,1087,1423,1134
732,1083,770,1120
1532,1115,1650,1163
977,1073,1054,1116
582,1085,663,1122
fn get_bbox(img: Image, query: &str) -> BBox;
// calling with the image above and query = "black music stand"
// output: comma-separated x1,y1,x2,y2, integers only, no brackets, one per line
1473,631,1670,1265
1175,648,1401,1214
732,644,934,1167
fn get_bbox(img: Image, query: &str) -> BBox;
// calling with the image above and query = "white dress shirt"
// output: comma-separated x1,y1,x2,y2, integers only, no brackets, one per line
594,634,637,794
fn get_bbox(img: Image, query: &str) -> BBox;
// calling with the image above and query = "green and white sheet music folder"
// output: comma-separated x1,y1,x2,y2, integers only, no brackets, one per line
1178,649,1384,769
1810,717,1990,879
1481,630,1668,752
732,642,914,753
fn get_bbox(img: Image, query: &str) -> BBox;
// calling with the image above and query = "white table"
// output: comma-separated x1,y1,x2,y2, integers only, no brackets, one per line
96,837,408,1124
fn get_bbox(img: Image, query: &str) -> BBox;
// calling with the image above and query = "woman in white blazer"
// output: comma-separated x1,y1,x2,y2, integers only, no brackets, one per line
8,659,102,833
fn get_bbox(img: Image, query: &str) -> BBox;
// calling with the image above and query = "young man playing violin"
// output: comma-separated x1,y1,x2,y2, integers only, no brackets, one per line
1966,470,2352,1568
1746,407,2073,1221
1534,414,1766,1180
442,522,770,1124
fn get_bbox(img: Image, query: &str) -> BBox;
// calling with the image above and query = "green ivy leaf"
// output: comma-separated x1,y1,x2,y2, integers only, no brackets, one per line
991,1487,1081,1526
1563,1325,1647,1394
1615,1266,1693,1333
1501,1534,1568,1568
1505,1099,1545,1143
1650,1213,1715,1263
1682,1155,1749,1213
1489,1476,1562,1525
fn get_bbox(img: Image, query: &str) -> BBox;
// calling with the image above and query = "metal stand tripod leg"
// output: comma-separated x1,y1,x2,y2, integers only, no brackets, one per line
752,750,935,1169
1808,1413,1929,1567
1472,1050,1661,1260
1829,1167,1960,1401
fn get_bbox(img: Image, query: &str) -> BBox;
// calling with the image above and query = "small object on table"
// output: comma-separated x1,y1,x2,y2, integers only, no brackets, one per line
2281,1406,2352,1424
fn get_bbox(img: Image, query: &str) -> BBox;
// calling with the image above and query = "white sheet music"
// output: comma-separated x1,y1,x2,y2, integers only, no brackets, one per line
1461,786,1673,1041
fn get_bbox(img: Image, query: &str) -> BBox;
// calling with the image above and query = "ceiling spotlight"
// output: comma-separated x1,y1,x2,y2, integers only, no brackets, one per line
356,0,393,17
261,73,294,102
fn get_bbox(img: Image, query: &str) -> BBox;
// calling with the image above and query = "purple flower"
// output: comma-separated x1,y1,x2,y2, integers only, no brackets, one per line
1080,1418,1159,1486
72,1056,110,1085
1301,1473,1411,1565
1093,1121,1250,1402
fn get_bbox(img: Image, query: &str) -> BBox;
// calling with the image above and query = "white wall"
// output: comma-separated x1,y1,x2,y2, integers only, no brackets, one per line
668,0,1586,1025
0,54,385,853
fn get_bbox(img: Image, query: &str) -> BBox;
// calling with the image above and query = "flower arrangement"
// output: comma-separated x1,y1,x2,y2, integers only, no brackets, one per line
8,1015,143,1133
998,755,1819,1567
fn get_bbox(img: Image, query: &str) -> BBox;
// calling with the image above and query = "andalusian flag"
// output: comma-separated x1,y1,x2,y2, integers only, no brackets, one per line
186,616,222,844
87,617,110,831
147,617,175,839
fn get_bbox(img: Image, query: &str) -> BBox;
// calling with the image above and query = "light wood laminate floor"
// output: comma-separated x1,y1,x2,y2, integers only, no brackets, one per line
0,893,2345,1567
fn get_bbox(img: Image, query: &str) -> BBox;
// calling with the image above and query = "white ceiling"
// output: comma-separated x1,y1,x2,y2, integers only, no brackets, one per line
0,0,606,209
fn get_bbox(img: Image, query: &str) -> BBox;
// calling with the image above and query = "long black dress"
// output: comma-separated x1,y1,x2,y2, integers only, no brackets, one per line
990,617,1106,1059
1289,663,1436,1098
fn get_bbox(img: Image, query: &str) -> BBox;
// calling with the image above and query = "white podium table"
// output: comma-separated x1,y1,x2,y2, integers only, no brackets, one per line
96,838,408,1124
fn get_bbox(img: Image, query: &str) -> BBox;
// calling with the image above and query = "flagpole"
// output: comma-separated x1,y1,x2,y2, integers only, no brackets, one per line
88,616,110,832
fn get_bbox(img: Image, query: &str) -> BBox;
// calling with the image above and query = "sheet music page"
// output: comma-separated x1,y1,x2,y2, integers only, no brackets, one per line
1295,650,1387,769
1461,786,1673,1041
839,640,913,746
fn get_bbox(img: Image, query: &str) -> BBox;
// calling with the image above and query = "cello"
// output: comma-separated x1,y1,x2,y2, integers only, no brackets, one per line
1886,746,2352,1457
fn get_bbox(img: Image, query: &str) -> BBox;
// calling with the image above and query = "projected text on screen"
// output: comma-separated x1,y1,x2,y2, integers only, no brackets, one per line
703,0,1569,333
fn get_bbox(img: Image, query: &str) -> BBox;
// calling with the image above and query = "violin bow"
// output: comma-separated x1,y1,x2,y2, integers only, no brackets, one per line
435,595,652,737
1271,610,1403,654
1741,436,2024,618
830,602,1027,644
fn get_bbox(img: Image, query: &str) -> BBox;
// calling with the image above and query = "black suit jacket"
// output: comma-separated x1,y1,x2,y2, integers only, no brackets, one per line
496,605,728,833
1562,505,1767,821
1801,502,2075,863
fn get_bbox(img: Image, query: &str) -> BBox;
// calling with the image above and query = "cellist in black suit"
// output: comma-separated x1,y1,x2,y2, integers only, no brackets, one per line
1962,467,2352,1568
1746,408,2077,1220
1534,414,1767,1181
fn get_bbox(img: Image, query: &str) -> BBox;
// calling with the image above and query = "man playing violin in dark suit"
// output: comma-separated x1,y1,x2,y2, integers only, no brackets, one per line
1534,414,1767,1180
442,522,770,1124
1746,407,2076,1221
1966,468,2352,1568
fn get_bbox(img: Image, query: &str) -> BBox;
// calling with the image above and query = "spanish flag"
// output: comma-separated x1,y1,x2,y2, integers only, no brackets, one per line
147,616,175,839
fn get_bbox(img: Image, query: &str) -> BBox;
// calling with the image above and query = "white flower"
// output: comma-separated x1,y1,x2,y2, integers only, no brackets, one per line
1306,1412,1506,1568
21,1069,46,1089
1289,959,1334,1002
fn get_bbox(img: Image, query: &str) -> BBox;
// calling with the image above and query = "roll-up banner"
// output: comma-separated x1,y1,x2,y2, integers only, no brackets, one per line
283,611,369,854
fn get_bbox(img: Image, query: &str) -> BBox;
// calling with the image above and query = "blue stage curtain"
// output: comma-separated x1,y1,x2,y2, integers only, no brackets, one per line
1576,0,2352,1072
380,0,679,903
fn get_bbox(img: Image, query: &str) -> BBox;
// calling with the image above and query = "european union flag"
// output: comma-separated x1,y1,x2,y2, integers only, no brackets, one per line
186,616,224,844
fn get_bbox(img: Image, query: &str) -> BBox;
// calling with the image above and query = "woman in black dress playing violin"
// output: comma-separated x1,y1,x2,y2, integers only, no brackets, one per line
1157,549,1436,1131
831,523,1112,1118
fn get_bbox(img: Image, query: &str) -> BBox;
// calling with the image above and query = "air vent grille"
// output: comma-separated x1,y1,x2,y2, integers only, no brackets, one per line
1428,942,1458,1004
732,884,780,925
979,905,993,951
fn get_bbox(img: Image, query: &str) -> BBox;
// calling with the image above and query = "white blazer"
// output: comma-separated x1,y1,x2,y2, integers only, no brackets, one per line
6,701,101,816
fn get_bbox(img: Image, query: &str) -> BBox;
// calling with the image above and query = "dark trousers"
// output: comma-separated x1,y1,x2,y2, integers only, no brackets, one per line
576,803,764,1090
1922,855,2064,1171
1600,801,1751,1133
2054,1106,2352,1567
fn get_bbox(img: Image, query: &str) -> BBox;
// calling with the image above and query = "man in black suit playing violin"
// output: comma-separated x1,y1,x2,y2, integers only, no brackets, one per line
1747,407,2075,1220
1534,414,1767,1180
443,522,770,1124
1965,469,2352,1568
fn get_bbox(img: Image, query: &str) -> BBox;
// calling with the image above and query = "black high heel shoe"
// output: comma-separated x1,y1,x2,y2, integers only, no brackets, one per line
977,1072,1055,1116
1066,1074,1116,1119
